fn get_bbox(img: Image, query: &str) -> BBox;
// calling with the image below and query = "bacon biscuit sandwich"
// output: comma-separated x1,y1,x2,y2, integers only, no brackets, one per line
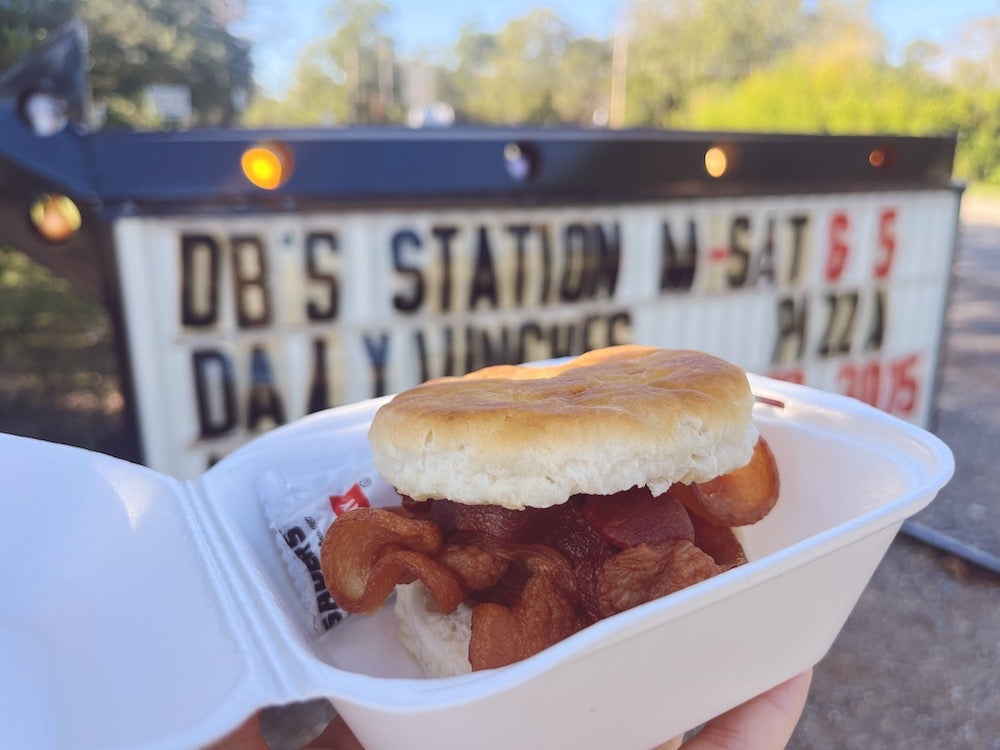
320,346,779,676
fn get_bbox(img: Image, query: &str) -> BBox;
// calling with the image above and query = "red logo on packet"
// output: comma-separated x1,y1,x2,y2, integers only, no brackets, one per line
330,483,371,516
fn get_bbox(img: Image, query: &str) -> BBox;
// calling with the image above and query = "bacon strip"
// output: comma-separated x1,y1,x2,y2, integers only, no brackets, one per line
436,534,511,591
594,539,724,619
429,499,543,542
688,511,748,569
536,497,616,567
677,438,780,527
320,460,761,670
583,486,694,548
467,543,586,670
320,507,464,615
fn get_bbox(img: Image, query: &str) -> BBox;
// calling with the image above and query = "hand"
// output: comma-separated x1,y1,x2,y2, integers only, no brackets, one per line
204,710,363,750
208,668,812,750
655,668,813,750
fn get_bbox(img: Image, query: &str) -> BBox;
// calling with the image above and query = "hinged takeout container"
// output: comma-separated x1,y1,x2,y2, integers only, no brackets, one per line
0,374,953,750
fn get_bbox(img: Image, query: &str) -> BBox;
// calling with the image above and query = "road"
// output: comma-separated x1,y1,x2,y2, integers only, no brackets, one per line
909,199,1000,561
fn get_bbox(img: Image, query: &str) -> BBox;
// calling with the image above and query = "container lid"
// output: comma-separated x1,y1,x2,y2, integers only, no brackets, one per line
0,435,263,750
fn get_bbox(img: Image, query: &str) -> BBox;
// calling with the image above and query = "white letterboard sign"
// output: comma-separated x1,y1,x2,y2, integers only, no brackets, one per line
113,189,960,478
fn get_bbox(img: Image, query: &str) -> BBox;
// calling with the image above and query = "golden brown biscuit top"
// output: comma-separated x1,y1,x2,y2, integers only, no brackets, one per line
369,345,757,509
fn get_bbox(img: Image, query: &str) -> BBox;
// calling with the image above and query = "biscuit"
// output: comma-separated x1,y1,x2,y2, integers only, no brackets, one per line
369,346,757,509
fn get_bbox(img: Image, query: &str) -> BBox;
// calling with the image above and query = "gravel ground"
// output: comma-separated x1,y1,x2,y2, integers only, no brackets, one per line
913,218,1000,557
790,538,1000,750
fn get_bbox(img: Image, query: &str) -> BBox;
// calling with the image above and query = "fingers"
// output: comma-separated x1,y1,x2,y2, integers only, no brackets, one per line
202,716,270,750
680,668,813,750
202,711,363,750
205,671,812,750
305,714,365,750
650,735,685,750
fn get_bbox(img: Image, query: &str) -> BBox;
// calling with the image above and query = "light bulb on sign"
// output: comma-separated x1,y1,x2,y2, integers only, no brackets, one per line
503,142,536,181
241,142,293,190
21,91,70,136
29,194,82,242
704,147,729,178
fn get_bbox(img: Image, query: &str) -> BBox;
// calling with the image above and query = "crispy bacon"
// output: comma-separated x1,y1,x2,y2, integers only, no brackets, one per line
428,499,543,542
320,458,767,670
583,486,695,547
319,507,464,615
436,534,511,591
535,497,617,567
688,510,748,569
593,539,724,618
363,550,466,615
467,543,586,670
677,438,780,527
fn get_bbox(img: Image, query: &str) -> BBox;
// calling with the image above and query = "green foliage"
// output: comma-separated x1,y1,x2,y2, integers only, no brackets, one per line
80,0,253,128
0,0,76,71
624,0,809,126
443,9,605,124
0,246,117,396
684,45,954,135
678,20,995,183
949,87,1000,183
551,36,613,125
0,244,127,456
1,0,252,128
246,0,399,126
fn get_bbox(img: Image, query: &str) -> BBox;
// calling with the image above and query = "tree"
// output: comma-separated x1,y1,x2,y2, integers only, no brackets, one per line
553,36,613,125
260,0,400,126
622,0,809,127
951,16,1000,88
0,0,77,72
462,9,573,124
438,23,499,123
681,10,956,138
952,87,1000,182
80,0,253,128
2,1,253,129
900,39,943,76
440,9,609,125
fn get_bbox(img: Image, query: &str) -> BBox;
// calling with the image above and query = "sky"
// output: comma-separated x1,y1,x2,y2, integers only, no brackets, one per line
237,0,1000,97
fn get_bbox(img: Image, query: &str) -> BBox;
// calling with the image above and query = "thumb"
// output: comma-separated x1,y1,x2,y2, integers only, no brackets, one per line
681,668,813,750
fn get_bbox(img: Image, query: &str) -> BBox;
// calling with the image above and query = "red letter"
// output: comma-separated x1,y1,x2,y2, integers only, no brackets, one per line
874,208,897,279
826,212,850,282
888,353,919,416
836,362,857,399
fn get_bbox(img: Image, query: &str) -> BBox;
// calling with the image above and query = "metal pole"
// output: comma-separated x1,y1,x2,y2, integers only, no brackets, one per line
901,519,1000,576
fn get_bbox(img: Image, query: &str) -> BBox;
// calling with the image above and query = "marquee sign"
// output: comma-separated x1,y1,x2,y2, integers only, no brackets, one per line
114,189,958,477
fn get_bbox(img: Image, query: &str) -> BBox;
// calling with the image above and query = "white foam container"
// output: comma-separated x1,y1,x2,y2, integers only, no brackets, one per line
0,374,954,750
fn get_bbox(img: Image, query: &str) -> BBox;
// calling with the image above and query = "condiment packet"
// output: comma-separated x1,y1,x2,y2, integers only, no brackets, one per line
257,460,401,635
